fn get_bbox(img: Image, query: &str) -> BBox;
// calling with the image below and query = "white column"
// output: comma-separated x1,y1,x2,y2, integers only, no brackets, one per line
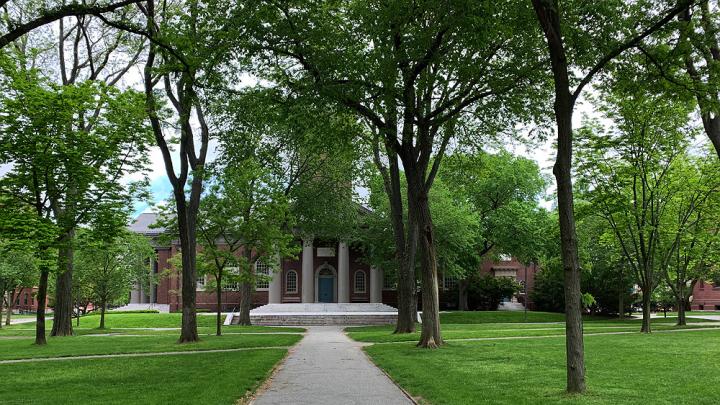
301,238,314,303
268,254,282,304
139,285,147,304
130,284,140,304
370,266,383,303
338,242,350,303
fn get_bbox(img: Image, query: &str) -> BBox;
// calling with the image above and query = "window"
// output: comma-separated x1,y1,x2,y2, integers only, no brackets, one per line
354,270,366,293
443,275,458,291
24,293,28,305
196,276,206,291
223,267,239,291
286,270,298,293
255,260,270,290
383,271,396,290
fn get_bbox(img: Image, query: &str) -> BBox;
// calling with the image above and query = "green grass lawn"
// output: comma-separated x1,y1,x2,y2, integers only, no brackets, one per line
0,332,302,361
362,329,720,404
0,349,287,405
346,320,718,343
656,311,720,317
438,311,650,324
347,311,719,344
0,312,305,404
347,311,720,404
0,312,304,336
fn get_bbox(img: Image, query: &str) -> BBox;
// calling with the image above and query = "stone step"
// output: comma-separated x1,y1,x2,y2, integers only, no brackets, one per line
110,303,170,313
244,314,398,326
250,303,398,314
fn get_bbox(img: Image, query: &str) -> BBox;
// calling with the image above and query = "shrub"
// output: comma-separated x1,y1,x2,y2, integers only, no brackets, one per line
467,274,522,311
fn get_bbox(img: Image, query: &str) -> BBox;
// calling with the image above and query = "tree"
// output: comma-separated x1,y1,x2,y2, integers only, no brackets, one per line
529,0,695,392
209,87,360,329
0,0,144,49
440,151,547,310
657,158,720,325
576,75,712,333
361,172,481,311
141,0,246,343
635,2,720,160
0,241,37,327
251,0,545,346
74,230,156,329
0,56,152,343
466,274,522,311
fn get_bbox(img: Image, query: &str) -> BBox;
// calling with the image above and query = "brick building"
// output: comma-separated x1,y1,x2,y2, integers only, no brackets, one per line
690,280,720,311
129,213,538,312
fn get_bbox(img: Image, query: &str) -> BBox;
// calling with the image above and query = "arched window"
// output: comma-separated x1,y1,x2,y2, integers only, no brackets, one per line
286,270,298,293
354,270,366,293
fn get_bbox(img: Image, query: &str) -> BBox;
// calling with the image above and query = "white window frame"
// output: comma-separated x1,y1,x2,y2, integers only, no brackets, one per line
354,270,367,293
286,270,298,293
383,271,396,290
255,260,270,291
443,274,458,291
223,267,240,291
196,275,207,291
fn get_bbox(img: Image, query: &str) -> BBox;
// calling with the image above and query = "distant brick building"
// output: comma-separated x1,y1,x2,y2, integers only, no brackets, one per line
129,213,538,312
438,255,539,310
8,287,41,312
690,280,720,311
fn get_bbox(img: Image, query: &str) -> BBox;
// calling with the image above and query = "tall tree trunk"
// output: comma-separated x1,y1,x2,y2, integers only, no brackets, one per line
377,137,417,335
35,267,49,345
0,291,4,328
532,0,586,392
641,285,652,333
676,293,686,327
52,229,74,336
216,275,223,336
394,233,417,333
99,301,106,329
618,268,624,320
177,206,199,343
707,121,720,159
458,278,469,311
5,292,12,326
237,281,252,326
413,189,443,348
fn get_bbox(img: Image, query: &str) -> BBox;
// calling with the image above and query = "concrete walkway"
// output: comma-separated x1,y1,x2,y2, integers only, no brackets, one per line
251,326,414,405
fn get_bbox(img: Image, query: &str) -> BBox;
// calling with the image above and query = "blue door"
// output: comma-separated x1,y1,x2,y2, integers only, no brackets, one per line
319,277,333,302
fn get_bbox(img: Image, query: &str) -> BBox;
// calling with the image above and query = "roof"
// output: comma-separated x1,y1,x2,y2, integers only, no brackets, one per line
129,213,165,235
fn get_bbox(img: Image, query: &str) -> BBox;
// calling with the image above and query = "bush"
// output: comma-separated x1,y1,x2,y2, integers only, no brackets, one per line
531,264,565,313
467,274,522,311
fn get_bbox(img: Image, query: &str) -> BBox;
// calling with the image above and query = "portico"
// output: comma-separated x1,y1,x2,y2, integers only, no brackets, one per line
266,238,383,304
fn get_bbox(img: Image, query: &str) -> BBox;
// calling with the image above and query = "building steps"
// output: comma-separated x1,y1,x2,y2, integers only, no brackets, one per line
497,301,525,311
226,303,399,326
110,303,170,313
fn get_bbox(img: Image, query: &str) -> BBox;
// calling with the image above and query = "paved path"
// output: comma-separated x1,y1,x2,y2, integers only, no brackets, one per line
251,326,414,405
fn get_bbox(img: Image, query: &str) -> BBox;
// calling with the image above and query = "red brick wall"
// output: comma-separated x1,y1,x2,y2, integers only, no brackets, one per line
691,280,720,310
9,287,47,312
152,238,535,310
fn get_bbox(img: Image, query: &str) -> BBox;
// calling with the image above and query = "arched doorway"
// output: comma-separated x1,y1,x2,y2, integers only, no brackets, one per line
315,265,337,303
